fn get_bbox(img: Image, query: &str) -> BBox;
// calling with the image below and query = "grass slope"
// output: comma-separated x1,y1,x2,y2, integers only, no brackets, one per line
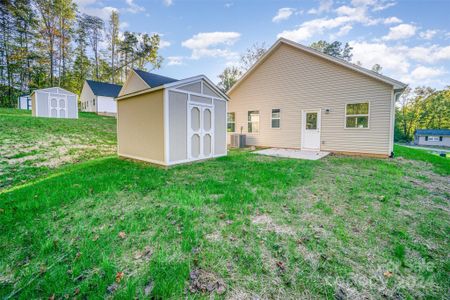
394,144,449,176
0,109,448,298
1,148,449,298
0,109,116,189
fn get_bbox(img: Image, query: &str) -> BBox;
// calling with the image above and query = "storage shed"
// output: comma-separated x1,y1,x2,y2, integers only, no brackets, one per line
116,69,228,166
31,87,78,119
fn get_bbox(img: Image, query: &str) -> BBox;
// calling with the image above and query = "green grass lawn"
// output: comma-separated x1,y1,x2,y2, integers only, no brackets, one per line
0,109,449,299
0,109,116,189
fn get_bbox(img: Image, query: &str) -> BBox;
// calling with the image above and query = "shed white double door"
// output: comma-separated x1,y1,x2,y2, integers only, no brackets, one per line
49,93,68,118
188,104,214,160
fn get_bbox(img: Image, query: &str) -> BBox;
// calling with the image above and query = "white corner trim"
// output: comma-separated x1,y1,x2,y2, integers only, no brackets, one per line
163,88,170,165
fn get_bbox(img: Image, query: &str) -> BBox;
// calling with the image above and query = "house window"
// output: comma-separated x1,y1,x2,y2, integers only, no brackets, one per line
345,102,369,128
93,98,96,106
248,111,259,133
271,109,280,128
227,112,235,132
428,136,440,142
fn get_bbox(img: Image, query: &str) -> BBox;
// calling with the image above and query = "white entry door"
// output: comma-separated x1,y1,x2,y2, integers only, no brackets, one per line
188,104,214,160
301,109,321,150
49,94,67,118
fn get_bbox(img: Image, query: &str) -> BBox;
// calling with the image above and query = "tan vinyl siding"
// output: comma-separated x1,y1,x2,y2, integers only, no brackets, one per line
31,93,36,116
119,70,150,97
228,43,394,155
117,90,165,163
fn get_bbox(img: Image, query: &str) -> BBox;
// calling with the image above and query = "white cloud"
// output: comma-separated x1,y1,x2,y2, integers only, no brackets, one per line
182,32,240,50
74,1,118,20
336,24,353,37
125,0,145,13
419,29,438,40
382,23,417,40
163,0,173,6
350,41,450,86
182,32,241,59
272,8,296,23
159,40,171,49
409,66,446,80
372,1,396,11
308,0,333,14
167,56,184,66
383,16,402,24
119,22,129,30
350,41,410,74
224,2,233,8
407,45,450,63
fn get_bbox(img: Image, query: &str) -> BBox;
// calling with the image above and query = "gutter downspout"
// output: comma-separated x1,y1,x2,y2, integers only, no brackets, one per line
390,89,405,158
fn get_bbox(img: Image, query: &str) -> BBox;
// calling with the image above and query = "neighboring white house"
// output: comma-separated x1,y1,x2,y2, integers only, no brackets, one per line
31,87,78,119
18,95,31,110
80,80,122,115
414,129,450,147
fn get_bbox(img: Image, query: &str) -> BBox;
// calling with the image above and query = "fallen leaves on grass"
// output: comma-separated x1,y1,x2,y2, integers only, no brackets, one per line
118,231,126,239
189,269,226,295
383,271,393,278
276,261,286,272
115,272,124,283
134,246,152,261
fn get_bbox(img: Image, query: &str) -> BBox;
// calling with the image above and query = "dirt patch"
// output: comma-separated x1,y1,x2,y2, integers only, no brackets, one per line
252,214,295,235
189,268,226,295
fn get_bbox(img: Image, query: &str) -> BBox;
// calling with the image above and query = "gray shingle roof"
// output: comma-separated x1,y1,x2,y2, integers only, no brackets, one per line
86,80,122,97
415,129,450,136
133,69,178,87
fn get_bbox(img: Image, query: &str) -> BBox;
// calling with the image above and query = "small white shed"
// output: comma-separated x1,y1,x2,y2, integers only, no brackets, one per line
116,69,228,166
18,95,31,110
31,87,78,119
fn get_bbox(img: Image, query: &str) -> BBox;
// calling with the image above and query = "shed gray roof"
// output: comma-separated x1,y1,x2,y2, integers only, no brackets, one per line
415,129,450,136
133,69,178,87
86,80,122,97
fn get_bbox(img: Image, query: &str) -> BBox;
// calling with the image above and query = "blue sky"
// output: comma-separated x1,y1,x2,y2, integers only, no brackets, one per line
76,0,450,89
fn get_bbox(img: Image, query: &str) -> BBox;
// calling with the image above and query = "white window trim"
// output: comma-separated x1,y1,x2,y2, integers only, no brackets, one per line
227,112,236,133
344,102,370,129
427,136,440,142
271,109,281,129
248,110,260,134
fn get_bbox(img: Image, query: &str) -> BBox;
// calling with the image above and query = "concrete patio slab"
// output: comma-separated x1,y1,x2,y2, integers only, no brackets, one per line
254,148,330,161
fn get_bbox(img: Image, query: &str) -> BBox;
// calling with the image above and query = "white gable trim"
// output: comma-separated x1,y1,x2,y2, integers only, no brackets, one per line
228,38,407,94
166,75,229,100
117,75,229,101
31,87,76,97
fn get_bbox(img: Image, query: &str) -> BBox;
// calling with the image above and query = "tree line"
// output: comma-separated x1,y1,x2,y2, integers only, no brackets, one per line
218,40,449,140
0,0,163,107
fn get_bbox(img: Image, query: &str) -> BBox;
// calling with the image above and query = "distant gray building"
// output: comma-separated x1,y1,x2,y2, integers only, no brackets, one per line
414,129,450,147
